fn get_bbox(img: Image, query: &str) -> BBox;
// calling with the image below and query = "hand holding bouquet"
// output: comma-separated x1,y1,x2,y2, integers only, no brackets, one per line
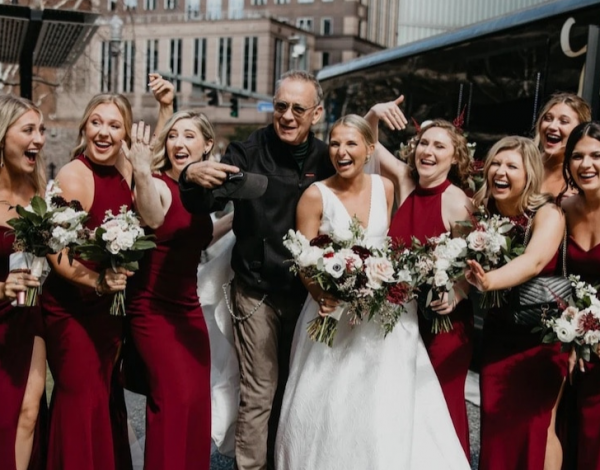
283,218,415,346
74,206,155,316
5,182,87,306
542,276,600,362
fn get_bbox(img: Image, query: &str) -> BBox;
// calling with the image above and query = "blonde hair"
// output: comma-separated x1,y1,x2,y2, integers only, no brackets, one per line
70,93,133,160
0,94,46,194
405,120,470,188
151,110,215,173
533,92,591,147
329,114,375,147
473,136,553,214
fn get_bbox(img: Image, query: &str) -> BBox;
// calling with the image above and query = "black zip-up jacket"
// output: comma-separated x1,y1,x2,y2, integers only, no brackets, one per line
179,124,334,296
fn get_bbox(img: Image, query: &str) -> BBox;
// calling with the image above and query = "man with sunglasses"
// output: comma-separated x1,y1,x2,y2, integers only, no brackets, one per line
179,70,334,470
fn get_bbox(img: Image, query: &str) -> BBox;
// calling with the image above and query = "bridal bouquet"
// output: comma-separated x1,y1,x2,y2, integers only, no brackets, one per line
411,233,468,333
6,182,87,306
283,218,414,346
457,209,524,311
74,205,155,316
541,276,600,362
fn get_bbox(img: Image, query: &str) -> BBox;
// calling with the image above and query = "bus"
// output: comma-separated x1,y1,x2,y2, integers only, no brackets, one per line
317,0,600,157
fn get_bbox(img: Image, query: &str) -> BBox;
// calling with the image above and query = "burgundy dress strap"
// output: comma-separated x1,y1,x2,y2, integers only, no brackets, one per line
388,179,451,245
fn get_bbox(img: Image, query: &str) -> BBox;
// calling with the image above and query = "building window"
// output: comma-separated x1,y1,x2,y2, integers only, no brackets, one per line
165,0,177,9
218,37,232,87
122,40,135,93
108,0,117,11
100,41,112,92
170,39,182,92
322,51,330,68
186,0,200,18
125,0,137,9
274,0,289,4
273,38,283,91
146,39,159,90
250,0,267,4
144,0,157,9
296,17,313,32
322,18,332,35
297,0,313,3
194,38,207,80
243,36,258,92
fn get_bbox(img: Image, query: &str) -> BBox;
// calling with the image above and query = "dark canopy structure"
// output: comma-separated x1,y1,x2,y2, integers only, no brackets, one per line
0,4,98,99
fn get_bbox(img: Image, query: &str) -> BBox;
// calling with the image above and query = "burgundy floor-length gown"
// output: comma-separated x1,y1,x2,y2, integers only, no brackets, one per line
0,227,45,470
564,237,600,470
388,179,473,459
478,203,568,470
42,155,133,470
126,173,213,470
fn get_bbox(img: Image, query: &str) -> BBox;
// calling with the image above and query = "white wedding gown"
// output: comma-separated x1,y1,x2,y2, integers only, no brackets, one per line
275,175,471,470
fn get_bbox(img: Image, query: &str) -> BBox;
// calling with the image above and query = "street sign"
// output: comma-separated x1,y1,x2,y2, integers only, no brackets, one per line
257,101,274,113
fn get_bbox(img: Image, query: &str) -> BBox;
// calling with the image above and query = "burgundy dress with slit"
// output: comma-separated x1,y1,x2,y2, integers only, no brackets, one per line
565,237,600,470
0,227,45,470
388,179,473,459
126,173,213,470
41,155,132,470
478,204,568,470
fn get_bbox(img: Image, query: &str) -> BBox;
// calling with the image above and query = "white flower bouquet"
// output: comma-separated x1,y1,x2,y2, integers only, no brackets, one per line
410,233,468,333
5,181,87,306
74,206,155,316
541,275,600,362
283,218,415,346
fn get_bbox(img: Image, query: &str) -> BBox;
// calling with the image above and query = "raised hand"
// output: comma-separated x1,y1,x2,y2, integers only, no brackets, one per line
149,73,175,108
465,259,489,292
369,96,408,131
184,160,240,189
121,121,154,174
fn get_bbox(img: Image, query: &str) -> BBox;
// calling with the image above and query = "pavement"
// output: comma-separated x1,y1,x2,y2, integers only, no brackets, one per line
125,370,482,470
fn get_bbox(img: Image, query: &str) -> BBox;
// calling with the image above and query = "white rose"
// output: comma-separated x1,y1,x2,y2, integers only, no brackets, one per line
332,226,354,244
433,270,449,287
323,255,346,279
364,256,395,290
445,237,467,259
395,269,412,284
562,306,579,320
583,329,600,346
554,317,578,343
102,226,120,242
467,231,487,252
108,239,121,255
434,258,451,272
297,246,323,268
116,231,136,250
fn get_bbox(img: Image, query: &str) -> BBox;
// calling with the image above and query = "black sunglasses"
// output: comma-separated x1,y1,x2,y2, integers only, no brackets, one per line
272,100,320,117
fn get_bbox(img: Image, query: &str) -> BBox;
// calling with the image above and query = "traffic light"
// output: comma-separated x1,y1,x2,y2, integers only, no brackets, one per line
207,89,219,106
230,96,239,118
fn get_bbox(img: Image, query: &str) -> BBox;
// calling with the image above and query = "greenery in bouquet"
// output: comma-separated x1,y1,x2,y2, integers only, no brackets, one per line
408,233,468,333
456,207,525,312
283,218,414,346
4,182,88,306
74,205,155,316
540,276,600,362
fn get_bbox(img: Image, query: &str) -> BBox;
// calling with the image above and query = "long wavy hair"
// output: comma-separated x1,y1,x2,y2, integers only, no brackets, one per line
151,110,216,173
0,94,46,194
473,136,553,214
70,93,133,160
533,92,591,148
563,121,600,195
405,119,471,189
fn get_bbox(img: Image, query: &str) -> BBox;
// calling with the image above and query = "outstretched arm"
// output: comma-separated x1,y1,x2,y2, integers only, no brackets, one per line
149,73,175,137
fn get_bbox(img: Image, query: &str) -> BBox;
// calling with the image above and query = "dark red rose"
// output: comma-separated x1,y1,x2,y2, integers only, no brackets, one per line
69,199,84,212
351,245,372,260
387,282,410,305
310,234,333,248
51,195,69,208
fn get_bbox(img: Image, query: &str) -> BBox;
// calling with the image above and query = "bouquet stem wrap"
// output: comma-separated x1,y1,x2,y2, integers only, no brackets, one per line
9,252,49,307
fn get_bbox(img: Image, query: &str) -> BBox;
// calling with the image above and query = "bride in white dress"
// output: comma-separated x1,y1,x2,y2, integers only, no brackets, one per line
275,115,471,470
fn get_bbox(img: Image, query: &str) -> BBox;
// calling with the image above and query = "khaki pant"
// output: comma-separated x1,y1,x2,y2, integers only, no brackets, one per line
231,278,305,470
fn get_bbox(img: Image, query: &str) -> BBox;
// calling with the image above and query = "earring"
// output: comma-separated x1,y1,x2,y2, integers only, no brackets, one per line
0,150,4,168
366,154,371,163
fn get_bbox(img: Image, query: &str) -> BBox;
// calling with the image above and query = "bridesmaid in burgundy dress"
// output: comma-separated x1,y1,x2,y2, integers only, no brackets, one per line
366,100,474,459
126,110,215,470
561,121,600,470
533,93,590,198
466,136,567,470
41,94,164,470
0,95,47,470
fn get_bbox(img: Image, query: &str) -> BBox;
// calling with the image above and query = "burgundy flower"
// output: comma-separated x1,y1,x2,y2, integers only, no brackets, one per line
51,195,69,208
351,245,372,260
580,312,600,332
387,282,410,305
69,200,84,212
310,234,333,248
